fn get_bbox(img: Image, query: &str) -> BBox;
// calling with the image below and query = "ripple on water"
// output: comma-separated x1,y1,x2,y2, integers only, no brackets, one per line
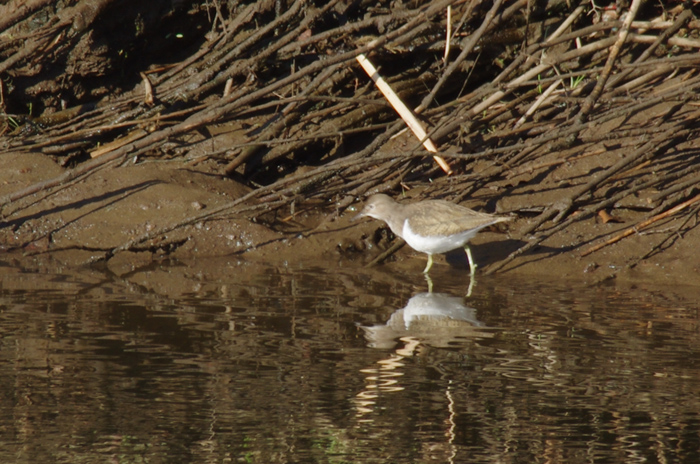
0,264,698,463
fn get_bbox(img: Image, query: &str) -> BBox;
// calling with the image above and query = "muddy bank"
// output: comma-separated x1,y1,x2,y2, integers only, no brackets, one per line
1,2,699,285
0,148,698,287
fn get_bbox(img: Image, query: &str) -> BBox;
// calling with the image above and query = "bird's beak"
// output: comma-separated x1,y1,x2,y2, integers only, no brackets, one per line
351,209,367,222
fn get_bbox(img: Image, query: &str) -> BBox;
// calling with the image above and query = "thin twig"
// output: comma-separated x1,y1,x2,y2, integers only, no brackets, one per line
581,194,700,257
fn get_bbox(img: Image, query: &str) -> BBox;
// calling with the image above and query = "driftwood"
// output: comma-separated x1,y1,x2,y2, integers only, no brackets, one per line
1,0,699,266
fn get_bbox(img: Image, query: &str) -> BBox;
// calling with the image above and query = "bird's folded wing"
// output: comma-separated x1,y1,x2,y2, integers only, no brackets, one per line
408,202,509,236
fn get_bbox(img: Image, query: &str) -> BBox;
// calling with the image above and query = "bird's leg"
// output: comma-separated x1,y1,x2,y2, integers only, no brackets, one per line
424,273,434,293
466,272,475,298
423,254,434,273
464,245,477,275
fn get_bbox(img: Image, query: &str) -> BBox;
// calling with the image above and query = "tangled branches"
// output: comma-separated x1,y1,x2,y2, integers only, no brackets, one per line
1,0,699,265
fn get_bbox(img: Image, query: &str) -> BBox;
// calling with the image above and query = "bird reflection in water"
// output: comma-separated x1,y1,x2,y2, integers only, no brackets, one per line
355,292,492,420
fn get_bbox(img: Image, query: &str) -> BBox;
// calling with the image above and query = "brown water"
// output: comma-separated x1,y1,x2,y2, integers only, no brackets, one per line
0,260,698,463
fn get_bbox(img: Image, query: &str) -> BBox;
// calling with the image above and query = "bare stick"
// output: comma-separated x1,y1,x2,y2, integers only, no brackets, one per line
514,79,562,129
606,8,693,90
417,0,509,112
576,0,642,124
366,239,406,268
581,194,700,257
443,5,451,63
356,52,452,175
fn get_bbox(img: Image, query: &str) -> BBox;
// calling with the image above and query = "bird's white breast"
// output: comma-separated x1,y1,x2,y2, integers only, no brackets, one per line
402,220,478,254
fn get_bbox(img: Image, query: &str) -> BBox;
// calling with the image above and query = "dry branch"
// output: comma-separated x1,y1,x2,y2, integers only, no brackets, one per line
356,52,451,174
576,0,643,124
581,194,700,257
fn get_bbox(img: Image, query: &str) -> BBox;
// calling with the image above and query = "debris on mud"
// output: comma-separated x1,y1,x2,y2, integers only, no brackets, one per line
1,0,700,282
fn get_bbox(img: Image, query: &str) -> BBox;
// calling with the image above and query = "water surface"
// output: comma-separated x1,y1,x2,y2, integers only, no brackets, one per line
0,260,698,463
